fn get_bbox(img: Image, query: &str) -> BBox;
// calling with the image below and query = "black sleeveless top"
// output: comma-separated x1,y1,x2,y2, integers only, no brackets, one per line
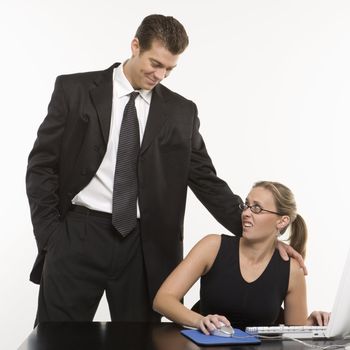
200,235,290,329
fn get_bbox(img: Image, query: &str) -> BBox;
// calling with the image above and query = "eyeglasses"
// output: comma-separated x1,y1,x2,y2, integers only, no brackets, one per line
239,203,282,215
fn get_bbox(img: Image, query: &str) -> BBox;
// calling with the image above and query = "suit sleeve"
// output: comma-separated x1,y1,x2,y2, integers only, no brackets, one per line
26,76,67,251
188,104,243,236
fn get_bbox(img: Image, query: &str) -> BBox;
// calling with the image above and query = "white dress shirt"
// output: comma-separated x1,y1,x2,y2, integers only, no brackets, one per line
72,62,152,215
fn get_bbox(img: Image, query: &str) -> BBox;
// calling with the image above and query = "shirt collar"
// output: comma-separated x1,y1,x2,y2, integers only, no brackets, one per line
114,62,152,104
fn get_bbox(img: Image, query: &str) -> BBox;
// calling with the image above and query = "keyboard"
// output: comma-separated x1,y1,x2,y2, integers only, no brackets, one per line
245,325,328,339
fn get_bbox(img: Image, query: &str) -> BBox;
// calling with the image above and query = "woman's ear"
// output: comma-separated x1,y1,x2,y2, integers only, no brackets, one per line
277,215,290,231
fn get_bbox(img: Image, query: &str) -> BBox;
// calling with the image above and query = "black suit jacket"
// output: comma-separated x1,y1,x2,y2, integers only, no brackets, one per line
26,63,243,300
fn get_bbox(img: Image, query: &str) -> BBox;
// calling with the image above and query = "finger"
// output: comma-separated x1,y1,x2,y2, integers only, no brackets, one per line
203,316,217,331
323,312,331,326
218,315,231,326
295,255,308,275
289,248,308,275
199,319,211,335
277,243,289,261
211,315,224,329
315,312,323,326
200,323,210,335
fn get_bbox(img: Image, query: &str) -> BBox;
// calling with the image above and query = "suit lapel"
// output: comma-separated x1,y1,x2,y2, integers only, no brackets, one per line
140,85,167,155
90,66,167,151
90,63,118,144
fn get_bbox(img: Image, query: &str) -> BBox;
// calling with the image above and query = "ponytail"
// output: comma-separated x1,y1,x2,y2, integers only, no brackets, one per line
288,214,308,259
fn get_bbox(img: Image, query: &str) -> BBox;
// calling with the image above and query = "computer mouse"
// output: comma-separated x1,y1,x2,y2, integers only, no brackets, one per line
210,322,235,337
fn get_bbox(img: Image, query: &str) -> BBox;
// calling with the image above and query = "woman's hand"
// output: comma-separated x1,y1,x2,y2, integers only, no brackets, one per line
197,314,231,335
306,311,331,326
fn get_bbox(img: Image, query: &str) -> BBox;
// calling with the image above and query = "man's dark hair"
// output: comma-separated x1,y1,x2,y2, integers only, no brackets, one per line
135,14,189,55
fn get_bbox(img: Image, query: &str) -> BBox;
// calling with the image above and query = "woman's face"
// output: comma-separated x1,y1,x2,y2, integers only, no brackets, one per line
241,186,281,241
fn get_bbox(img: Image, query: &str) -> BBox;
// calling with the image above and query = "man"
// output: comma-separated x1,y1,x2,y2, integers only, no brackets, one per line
26,14,303,324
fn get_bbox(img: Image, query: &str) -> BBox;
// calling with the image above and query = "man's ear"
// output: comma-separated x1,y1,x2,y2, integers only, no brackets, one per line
131,37,140,57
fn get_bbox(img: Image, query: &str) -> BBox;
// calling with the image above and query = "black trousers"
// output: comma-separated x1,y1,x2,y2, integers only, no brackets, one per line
35,209,160,325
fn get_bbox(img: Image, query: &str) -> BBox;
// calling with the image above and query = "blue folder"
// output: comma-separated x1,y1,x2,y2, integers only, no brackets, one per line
181,328,261,346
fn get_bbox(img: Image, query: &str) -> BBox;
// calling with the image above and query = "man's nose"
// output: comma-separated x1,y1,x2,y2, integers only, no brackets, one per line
154,67,167,80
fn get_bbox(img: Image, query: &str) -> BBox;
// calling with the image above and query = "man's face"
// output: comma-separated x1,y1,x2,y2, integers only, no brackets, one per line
125,38,180,90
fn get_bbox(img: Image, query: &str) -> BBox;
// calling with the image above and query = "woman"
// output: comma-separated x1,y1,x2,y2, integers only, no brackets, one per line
153,181,329,334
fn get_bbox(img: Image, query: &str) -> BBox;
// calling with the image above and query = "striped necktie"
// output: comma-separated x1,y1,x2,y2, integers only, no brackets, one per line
112,91,140,236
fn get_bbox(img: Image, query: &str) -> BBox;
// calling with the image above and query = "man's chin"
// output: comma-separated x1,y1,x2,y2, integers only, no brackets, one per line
144,78,158,89
145,82,157,90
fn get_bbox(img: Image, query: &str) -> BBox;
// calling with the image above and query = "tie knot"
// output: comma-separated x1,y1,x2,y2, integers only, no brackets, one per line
130,91,139,101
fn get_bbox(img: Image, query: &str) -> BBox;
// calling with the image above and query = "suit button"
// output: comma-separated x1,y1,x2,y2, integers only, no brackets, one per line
94,145,103,153
81,114,89,123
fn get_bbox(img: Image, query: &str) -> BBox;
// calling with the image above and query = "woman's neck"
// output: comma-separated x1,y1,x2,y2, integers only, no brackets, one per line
238,236,277,283
240,236,276,264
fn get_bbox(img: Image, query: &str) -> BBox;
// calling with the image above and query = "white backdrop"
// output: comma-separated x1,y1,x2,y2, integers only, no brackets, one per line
1,1,350,349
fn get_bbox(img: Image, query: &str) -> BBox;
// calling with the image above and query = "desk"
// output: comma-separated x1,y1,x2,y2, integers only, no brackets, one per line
18,322,349,350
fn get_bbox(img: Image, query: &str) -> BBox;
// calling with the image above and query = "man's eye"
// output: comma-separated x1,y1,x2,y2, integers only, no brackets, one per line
151,62,161,68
